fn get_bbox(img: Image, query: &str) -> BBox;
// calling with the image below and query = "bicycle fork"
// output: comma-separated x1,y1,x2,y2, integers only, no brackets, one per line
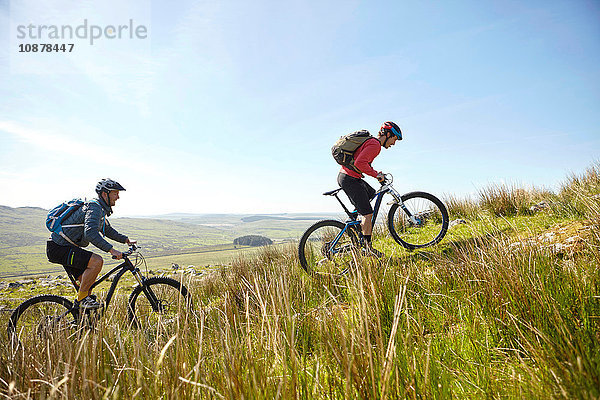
386,188,420,225
132,269,163,312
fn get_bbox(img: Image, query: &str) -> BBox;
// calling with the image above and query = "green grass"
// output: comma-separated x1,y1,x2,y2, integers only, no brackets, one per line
0,164,599,399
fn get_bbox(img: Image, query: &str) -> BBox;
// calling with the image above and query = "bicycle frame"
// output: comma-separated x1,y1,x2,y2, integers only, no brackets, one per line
66,253,153,312
326,177,419,253
8,247,190,340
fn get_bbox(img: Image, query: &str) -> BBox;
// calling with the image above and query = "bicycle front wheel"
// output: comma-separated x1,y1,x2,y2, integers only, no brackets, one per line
387,191,449,250
8,294,77,346
298,219,359,275
128,277,191,331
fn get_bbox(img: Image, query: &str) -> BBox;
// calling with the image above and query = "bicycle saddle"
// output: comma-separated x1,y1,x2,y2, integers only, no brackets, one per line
323,188,342,196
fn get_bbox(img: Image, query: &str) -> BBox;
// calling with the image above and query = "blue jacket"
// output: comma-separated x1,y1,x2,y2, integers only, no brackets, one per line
51,197,128,252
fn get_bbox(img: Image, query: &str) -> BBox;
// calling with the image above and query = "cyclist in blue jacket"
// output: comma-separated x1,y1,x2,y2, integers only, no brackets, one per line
46,179,136,310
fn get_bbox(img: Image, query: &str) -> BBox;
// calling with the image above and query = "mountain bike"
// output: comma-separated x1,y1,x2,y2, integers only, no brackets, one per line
298,174,449,274
7,245,192,345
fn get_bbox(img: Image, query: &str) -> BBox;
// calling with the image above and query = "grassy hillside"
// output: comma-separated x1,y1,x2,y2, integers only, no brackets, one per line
0,163,598,398
0,206,49,247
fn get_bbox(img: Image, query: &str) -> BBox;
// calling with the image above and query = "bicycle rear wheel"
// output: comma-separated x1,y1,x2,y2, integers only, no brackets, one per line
298,219,359,275
8,295,77,346
128,277,191,331
387,191,449,250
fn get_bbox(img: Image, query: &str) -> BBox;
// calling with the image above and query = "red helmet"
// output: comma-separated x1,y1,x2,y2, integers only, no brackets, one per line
380,121,402,140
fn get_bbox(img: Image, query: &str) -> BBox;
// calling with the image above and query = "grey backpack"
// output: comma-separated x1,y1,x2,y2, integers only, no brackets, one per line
331,130,374,172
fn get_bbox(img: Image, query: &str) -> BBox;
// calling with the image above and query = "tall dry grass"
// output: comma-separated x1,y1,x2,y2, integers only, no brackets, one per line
444,194,481,220
478,183,556,217
2,231,598,399
559,162,600,222
445,184,556,220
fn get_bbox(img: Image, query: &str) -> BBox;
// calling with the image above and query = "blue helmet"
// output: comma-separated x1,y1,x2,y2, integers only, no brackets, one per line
380,121,402,140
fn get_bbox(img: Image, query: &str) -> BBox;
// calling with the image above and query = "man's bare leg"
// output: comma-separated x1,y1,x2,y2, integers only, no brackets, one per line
361,214,373,237
361,214,383,257
77,254,103,301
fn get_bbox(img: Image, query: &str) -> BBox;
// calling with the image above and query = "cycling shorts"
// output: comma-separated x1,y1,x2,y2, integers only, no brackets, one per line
337,172,376,215
46,240,93,279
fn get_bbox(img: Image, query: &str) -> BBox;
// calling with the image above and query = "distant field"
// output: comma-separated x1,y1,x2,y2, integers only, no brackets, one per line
139,242,290,271
0,241,291,278
0,206,326,277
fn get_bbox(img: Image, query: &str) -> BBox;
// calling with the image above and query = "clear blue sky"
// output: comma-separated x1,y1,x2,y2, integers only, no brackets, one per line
1,0,599,215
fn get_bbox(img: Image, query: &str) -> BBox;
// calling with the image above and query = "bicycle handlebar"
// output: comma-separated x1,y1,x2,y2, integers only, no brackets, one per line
380,173,393,186
112,244,139,260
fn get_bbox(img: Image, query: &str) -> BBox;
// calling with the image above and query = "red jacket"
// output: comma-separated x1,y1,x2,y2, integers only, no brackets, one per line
340,137,381,179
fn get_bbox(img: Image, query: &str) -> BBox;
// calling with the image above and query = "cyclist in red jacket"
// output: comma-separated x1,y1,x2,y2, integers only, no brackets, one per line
337,121,403,257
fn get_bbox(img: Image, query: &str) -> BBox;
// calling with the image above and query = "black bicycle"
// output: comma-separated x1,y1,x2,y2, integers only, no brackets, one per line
7,245,192,344
298,174,449,274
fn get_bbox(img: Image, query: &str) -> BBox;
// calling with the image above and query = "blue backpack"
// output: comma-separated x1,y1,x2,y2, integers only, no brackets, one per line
46,199,85,244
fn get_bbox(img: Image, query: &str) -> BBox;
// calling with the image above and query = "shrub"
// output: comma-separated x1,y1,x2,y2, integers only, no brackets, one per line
233,235,273,247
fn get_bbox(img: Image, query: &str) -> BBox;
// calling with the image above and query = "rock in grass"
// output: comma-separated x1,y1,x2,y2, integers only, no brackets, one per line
529,201,550,213
449,219,468,228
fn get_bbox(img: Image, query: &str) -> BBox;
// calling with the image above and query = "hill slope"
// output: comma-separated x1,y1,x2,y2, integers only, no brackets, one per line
0,164,599,398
